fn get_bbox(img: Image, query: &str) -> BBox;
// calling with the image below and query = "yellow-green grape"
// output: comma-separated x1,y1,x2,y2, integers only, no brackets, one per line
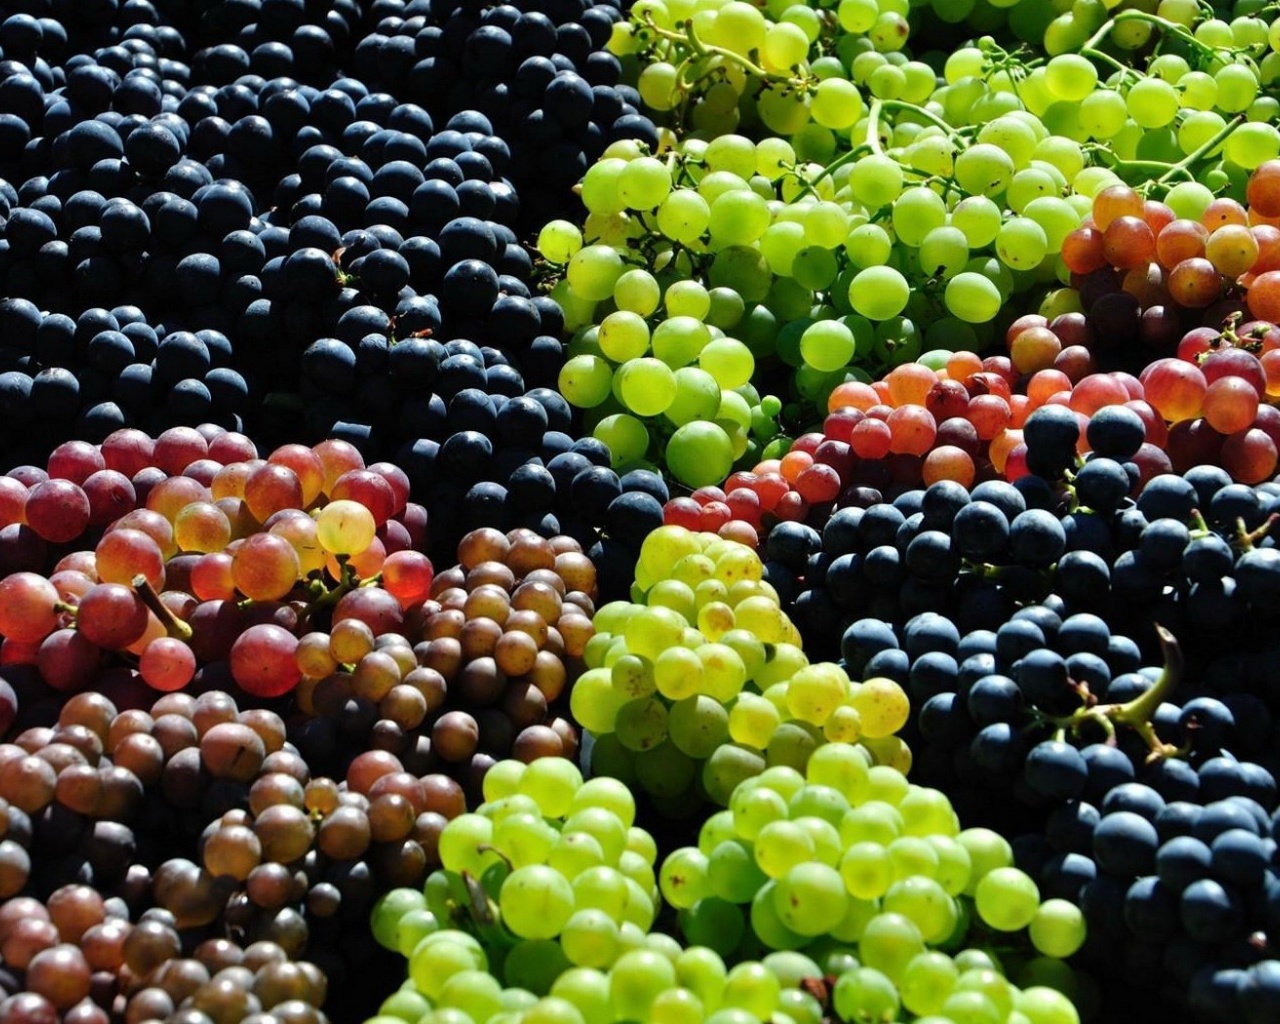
537,219,584,264
951,196,1002,248
598,311,650,362
617,358,677,417
559,355,613,408
729,693,782,748
1044,54,1097,102
848,266,909,321
848,154,904,209
619,156,673,210
594,414,650,467
812,78,863,130
785,663,850,726
1126,77,1179,128
656,189,711,244
614,269,661,317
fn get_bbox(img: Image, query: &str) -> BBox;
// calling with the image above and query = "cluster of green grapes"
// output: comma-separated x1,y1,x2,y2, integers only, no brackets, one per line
362,752,1085,1024
659,745,1089,994
542,0,1280,476
568,526,912,814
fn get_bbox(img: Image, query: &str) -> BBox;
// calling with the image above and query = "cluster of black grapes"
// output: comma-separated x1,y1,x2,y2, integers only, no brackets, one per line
0,0,659,574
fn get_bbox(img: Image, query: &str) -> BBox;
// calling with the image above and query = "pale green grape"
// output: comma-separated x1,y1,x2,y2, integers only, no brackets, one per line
613,269,661,317
954,144,1015,197
537,219,584,265
812,78,862,130
1028,898,1086,957
409,934,487,1001
762,21,810,71
1126,77,1179,127
655,646,703,701
710,1,767,55
975,866,1040,931
833,967,900,1024
657,189,711,244
707,287,745,329
705,134,757,179
942,272,1000,324
918,226,970,279
567,245,625,301
798,320,855,373
860,912,926,982
1015,986,1080,1024
668,694,731,758
1080,89,1127,138
1164,180,1215,220
995,217,1048,270
837,0,877,31
708,190,772,247
700,337,755,388
791,246,838,290
598,311,650,362
660,847,711,910
610,950,676,1020
773,862,848,936
848,154,904,209
617,357,677,417
653,315,713,368
666,280,711,320
755,820,816,879
900,952,959,1016
614,697,669,753
619,156,672,210
638,61,680,111
1044,54,1097,101
1023,196,1082,251
1225,121,1280,169
951,195,1002,248
892,187,947,247
581,159,628,216
667,421,735,487
760,222,807,280
1216,63,1259,112
848,266,909,321
665,367,722,426
559,355,613,408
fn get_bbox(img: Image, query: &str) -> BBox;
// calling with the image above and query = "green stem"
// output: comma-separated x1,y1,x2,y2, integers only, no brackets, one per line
1082,10,1217,60
878,99,966,144
1102,625,1183,761
132,575,193,641
643,13,807,89
1154,114,1246,186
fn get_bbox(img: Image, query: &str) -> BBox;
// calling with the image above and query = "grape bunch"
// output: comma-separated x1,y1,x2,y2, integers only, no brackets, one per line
573,525,912,818
289,525,597,801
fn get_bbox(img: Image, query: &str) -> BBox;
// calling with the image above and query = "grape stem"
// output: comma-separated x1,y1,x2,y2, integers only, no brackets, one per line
1063,624,1183,761
131,574,193,641
302,554,359,618
1152,114,1247,187
1080,10,1219,62
640,13,811,91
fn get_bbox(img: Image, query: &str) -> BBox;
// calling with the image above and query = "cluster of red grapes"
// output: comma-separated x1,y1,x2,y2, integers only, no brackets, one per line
659,345,1183,543
290,525,596,798
0,685,470,1023
0,425,434,703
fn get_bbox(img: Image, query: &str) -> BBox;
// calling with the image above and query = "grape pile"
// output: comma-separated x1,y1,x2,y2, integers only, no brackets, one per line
363,752,1085,1024
573,525,913,818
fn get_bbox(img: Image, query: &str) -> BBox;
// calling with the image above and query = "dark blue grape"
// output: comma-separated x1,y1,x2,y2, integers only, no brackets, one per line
1093,810,1160,876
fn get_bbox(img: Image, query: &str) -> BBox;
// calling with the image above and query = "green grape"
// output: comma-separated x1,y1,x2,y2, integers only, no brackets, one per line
538,219,584,263
709,190,772,247
839,841,892,900
1126,77,1178,128
613,696,668,753
978,116,1038,169
1225,122,1280,169
638,61,680,111
901,952,960,1016
995,216,1048,270
610,950,676,1020
371,888,427,951
661,366,719,427
666,280,711,320
409,933,487,1001
754,820,816,880
617,357,677,417
773,862,848,936
833,967,900,1024
859,912,926,983
1028,899,1087,957
519,758,583,818
653,315,712,368
379,989,432,1023
811,78,863,130
581,158,628,218
838,0,877,30
707,287,746,330
592,413,648,467
721,962,782,1019
439,814,499,876
667,421,736,487
954,144,1015,197
598,311,650,362
657,189,711,243
1216,63,1259,112
700,337,755,388
1015,986,1079,1024
660,847,711,910
437,970,504,1022
1164,180,1215,220
1044,54,1097,101
797,320,854,373
848,266,909,321
1079,89,1127,139
950,195,1002,248
892,187,947,247
619,156,672,210
567,244,625,301
919,226,970,279
791,246,839,290
494,813,559,869
759,221,807,277
943,272,1001,324
758,86,812,134
613,269,661,317
396,910,440,957
974,866,1040,932
848,154,904,209
669,694,731,758
884,876,957,942
841,223,891,271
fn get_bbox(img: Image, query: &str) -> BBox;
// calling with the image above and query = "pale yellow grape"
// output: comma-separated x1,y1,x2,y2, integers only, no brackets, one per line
598,311,651,362
861,735,913,773
567,244,625,301
537,219,584,263
731,595,790,644
613,269,661,316
709,0,767,54
647,579,696,621
704,134,757,178
639,525,702,581
699,337,754,388
785,663,850,726
697,642,748,701
729,693,782,748
315,499,376,555
655,647,703,701
697,601,735,641
824,705,863,743
610,653,656,700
